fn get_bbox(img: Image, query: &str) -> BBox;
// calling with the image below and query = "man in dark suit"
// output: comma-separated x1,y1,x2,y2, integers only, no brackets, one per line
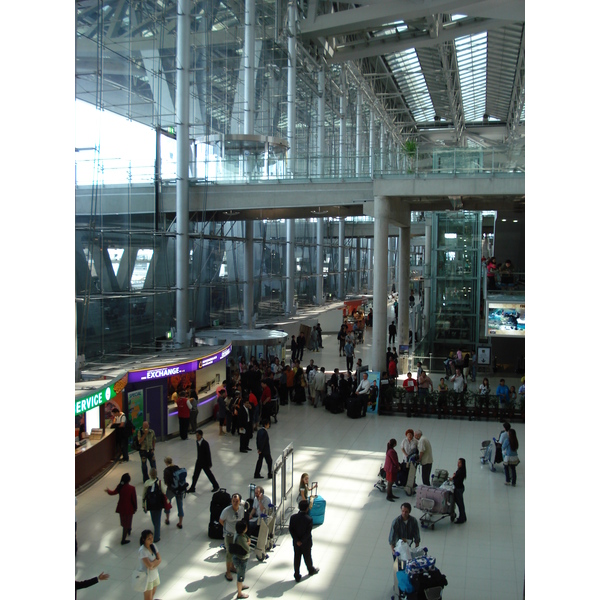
254,419,273,479
289,500,320,583
188,429,219,493
238,399,253,453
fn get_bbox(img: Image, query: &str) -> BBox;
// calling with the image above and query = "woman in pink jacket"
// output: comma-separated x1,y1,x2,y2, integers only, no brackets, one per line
384,439,400,502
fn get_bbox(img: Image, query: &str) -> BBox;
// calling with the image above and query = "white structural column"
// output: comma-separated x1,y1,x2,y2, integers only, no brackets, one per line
175,0,191,348
355,89,362,176
424,222,432,340
286,219,295,315
380,125,386,172
398,225,411,347
316,217,324,304
339,67,347,176
317,68,325,178
372,196,391,373
287,2,297,176
355,237,361,293
244,221,254,329
367,238,373,290
244,0,255,135
369,111,375,177
338,218,345,299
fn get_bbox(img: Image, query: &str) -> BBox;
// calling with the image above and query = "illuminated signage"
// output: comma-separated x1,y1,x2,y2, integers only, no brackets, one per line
75,385,114,416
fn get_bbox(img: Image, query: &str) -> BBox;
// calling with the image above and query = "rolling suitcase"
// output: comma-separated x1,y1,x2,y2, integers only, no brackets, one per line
308,482,326,525
346,396,362,419
208,488,231,539
415,485,454,515
404,461,418,496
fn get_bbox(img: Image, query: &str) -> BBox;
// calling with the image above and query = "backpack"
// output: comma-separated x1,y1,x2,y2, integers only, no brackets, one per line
124,419,135,438
145,480,163,511
171,467,188,494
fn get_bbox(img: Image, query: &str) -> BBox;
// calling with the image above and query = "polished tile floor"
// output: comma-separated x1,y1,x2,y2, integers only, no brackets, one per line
75,317,525,600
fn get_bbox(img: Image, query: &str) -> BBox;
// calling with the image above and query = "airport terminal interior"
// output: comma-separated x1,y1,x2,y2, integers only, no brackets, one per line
67,1,534,598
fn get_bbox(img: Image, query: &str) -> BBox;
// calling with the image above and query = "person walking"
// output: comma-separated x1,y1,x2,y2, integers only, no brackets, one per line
163,457,185,529
344,339,355,373
188,429,220,493
289,500,320,583
389,502,421,551
414,429,433,486
136,530,161,600
450,458,467,524
104,472,137,545
231,520,251,599
137,421,157,483
142,469,165,543
502,428,520,486
384,439,400,502
254,419,273,479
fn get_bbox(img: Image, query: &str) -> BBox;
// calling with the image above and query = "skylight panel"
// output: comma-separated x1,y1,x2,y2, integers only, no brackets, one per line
455,32,488,121
387,48,435,122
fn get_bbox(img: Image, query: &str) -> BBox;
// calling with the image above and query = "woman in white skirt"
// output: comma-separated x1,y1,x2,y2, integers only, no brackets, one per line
138,529,161,599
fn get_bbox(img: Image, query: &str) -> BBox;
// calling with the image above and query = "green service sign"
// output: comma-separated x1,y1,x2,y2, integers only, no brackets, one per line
75,385,114,416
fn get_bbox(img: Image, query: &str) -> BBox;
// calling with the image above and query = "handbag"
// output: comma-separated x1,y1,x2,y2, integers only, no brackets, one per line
504,455,520,466
162,482,172,511
131,569,149,592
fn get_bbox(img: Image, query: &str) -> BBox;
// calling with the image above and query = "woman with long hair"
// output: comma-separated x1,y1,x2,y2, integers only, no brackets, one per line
502,429,520,486
137,529,161,600
384,439,400,502
451,458,467,524
297,472,316,508
105,473,137,545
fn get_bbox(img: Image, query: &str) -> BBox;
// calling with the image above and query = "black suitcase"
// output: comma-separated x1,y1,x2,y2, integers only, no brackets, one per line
208,488,231,539
346,396,362,419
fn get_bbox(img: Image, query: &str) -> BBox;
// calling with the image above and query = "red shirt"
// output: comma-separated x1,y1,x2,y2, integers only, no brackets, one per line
403,377,417,393
388,360,398,377
260,386,272,404
248,391,258,407
177,396,190,418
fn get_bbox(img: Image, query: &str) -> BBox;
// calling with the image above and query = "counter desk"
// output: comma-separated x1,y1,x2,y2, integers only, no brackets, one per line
75,428,116,491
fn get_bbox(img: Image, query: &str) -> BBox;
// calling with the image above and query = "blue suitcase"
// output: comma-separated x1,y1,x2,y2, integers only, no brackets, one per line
308,483,326,525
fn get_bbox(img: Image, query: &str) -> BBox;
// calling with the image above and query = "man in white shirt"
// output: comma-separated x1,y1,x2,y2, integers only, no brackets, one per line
313,367,327,409
356,372,371,417
248,485,272,536
450,368,465,393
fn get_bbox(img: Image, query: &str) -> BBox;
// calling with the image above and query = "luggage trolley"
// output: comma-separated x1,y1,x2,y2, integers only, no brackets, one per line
392,543,448,599
416,482,456,531
246,483,276,561
480,437,503,472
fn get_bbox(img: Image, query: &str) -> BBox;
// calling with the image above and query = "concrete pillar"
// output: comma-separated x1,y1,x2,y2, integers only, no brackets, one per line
339,67,347,176
175,0,191,348
380,125,385,172
369,111,375,177
398,225,411,347
367,238,373,290
338,218,345,299
244,221,254,329
286,219,295,315
316,217,324,304
372,196,390,373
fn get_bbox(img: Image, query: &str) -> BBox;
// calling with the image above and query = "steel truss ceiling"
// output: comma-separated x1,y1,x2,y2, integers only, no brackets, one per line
76,0,524,148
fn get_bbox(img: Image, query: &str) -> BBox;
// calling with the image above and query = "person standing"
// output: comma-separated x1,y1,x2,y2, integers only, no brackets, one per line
297,331,306,361
137,530,161,599
316,322,323,348
337,324,346,357
142,469,165,543
384,439,400,502
163,457,185,529
502,428,520,486
388,502,421,551
189,389,199,433
137,421,157,483
355,371,371,417
173,392,192,440
344,338,355,373
248,485,272,535
188,429,220,493
104,472,137,545
313,367,327,409
450,458,467,524
220,493,245,582
290,335,298,362
111,407,129,462
231,521,251,599
254,419,273,479
388,321,397,345
289,500,320,583
238,399,253,452
418,369,433,397
216,388,228,435
414,429,433,486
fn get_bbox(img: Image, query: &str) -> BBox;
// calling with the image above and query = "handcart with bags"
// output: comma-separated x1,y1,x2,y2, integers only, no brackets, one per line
415,481,456,530
391,541,448,599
